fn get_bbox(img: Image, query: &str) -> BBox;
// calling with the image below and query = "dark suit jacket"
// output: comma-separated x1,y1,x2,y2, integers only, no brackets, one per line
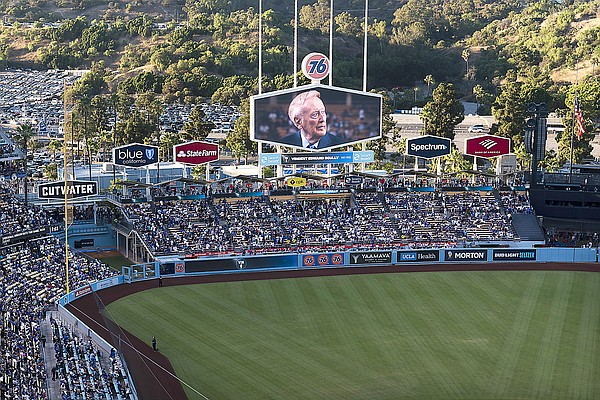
280,131,345,149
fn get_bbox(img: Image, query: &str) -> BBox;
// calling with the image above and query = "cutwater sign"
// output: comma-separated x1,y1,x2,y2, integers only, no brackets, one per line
112,143,159,168
406,136,452,159
174,141,219,165
38,180,98,199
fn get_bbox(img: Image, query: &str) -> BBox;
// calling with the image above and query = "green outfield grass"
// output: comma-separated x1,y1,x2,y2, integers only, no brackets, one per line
106,271,600,400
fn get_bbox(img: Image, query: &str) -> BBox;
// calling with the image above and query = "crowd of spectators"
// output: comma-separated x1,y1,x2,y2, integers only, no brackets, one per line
51,319,132,399
0,184,124,399
0,235,119,399
0,142,17,159
0,191,61,237
385,190,516,244
545,228,600,247
122,188,524,256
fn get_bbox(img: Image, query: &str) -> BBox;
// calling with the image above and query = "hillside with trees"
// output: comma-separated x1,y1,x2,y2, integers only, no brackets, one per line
0,0,599,168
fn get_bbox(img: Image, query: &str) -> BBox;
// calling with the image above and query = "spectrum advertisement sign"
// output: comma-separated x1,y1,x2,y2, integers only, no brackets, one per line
112,143,159,168
397,250,440,263
492,249,536,261
406,136,451,159
444,249,488,262
301,253,344,267
349,251,392,265
174,141,219,165
465,135,510,159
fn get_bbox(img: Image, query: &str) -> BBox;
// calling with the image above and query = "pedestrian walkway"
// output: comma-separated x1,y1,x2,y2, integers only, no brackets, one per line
41,312,62,400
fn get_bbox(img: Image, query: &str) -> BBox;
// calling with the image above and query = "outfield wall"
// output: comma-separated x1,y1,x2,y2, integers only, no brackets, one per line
59,247,597,306
147,247,597,278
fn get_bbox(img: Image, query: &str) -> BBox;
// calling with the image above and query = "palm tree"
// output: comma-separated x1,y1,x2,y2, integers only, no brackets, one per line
461,48,471,76
14,124,35,206
424,74,435,96
48,139,62,162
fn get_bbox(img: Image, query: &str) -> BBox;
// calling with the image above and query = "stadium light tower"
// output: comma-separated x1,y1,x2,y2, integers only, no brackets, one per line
524,102,548,188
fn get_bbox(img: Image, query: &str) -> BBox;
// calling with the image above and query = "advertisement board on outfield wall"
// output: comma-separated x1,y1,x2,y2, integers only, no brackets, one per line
185,255,298,273
301,253,345,267
492,249,536,261
397,250,440,263
349,251,392,265
444,249,488,262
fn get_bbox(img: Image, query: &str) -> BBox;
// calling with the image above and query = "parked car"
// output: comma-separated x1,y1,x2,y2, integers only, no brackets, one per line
468,124,486,133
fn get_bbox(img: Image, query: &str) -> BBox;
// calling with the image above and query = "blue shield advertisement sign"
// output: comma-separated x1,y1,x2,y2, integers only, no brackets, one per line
406,135,452,159
113,143,159,168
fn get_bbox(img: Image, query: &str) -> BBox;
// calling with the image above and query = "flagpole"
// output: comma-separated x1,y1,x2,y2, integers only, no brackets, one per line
569,94,576,182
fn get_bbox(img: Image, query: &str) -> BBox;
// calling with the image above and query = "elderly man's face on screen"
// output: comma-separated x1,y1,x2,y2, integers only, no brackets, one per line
295,96,327,143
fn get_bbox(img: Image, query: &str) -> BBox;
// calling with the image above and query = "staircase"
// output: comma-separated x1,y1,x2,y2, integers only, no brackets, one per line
511,214,546,242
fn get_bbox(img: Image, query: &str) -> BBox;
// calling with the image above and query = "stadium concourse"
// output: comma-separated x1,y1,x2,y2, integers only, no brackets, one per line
1,173,598,399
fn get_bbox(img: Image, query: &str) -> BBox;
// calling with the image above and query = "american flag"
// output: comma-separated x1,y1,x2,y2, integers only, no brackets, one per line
574,96,585,140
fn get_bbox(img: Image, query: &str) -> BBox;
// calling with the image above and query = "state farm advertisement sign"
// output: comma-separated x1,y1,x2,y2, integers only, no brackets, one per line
174,141,219,165
465,135,510,158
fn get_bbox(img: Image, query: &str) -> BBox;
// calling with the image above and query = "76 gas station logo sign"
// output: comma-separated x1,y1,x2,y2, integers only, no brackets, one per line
302,53,330,81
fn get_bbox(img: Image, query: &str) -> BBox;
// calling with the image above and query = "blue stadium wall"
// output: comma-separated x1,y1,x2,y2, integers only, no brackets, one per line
59,247,597,305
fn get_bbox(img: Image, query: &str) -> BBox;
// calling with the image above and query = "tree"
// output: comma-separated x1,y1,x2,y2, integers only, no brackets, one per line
472,84,493,115
182,106,216,141
424,74,435,96
159,131,182,162
226,99,256,163
442,147,471,175
299,0,330,33
461,48,471,76
335,12,361,38
14,124,35,206
556,80,597,166
491,71,526,147
367,89,401,161
513,142,531,171
420,83,464,139
48,139,63,162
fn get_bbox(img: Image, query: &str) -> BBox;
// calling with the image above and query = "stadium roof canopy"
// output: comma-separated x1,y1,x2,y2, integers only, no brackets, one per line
121,180,152,188
269,172,327,181
390,170,439,178
153,177,209,186
446,170,497,178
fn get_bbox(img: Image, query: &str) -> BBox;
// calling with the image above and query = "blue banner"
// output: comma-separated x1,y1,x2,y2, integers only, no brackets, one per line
260,151,374,166
352,151,375,163
259,153,282,166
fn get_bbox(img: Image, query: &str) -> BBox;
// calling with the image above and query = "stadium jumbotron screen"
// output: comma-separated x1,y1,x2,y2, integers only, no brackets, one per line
250,84,382,151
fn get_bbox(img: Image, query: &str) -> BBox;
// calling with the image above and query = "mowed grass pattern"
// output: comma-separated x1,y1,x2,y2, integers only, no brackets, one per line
106,271,600,400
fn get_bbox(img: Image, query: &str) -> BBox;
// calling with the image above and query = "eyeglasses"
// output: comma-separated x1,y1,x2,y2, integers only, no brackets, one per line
308,110,326,119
